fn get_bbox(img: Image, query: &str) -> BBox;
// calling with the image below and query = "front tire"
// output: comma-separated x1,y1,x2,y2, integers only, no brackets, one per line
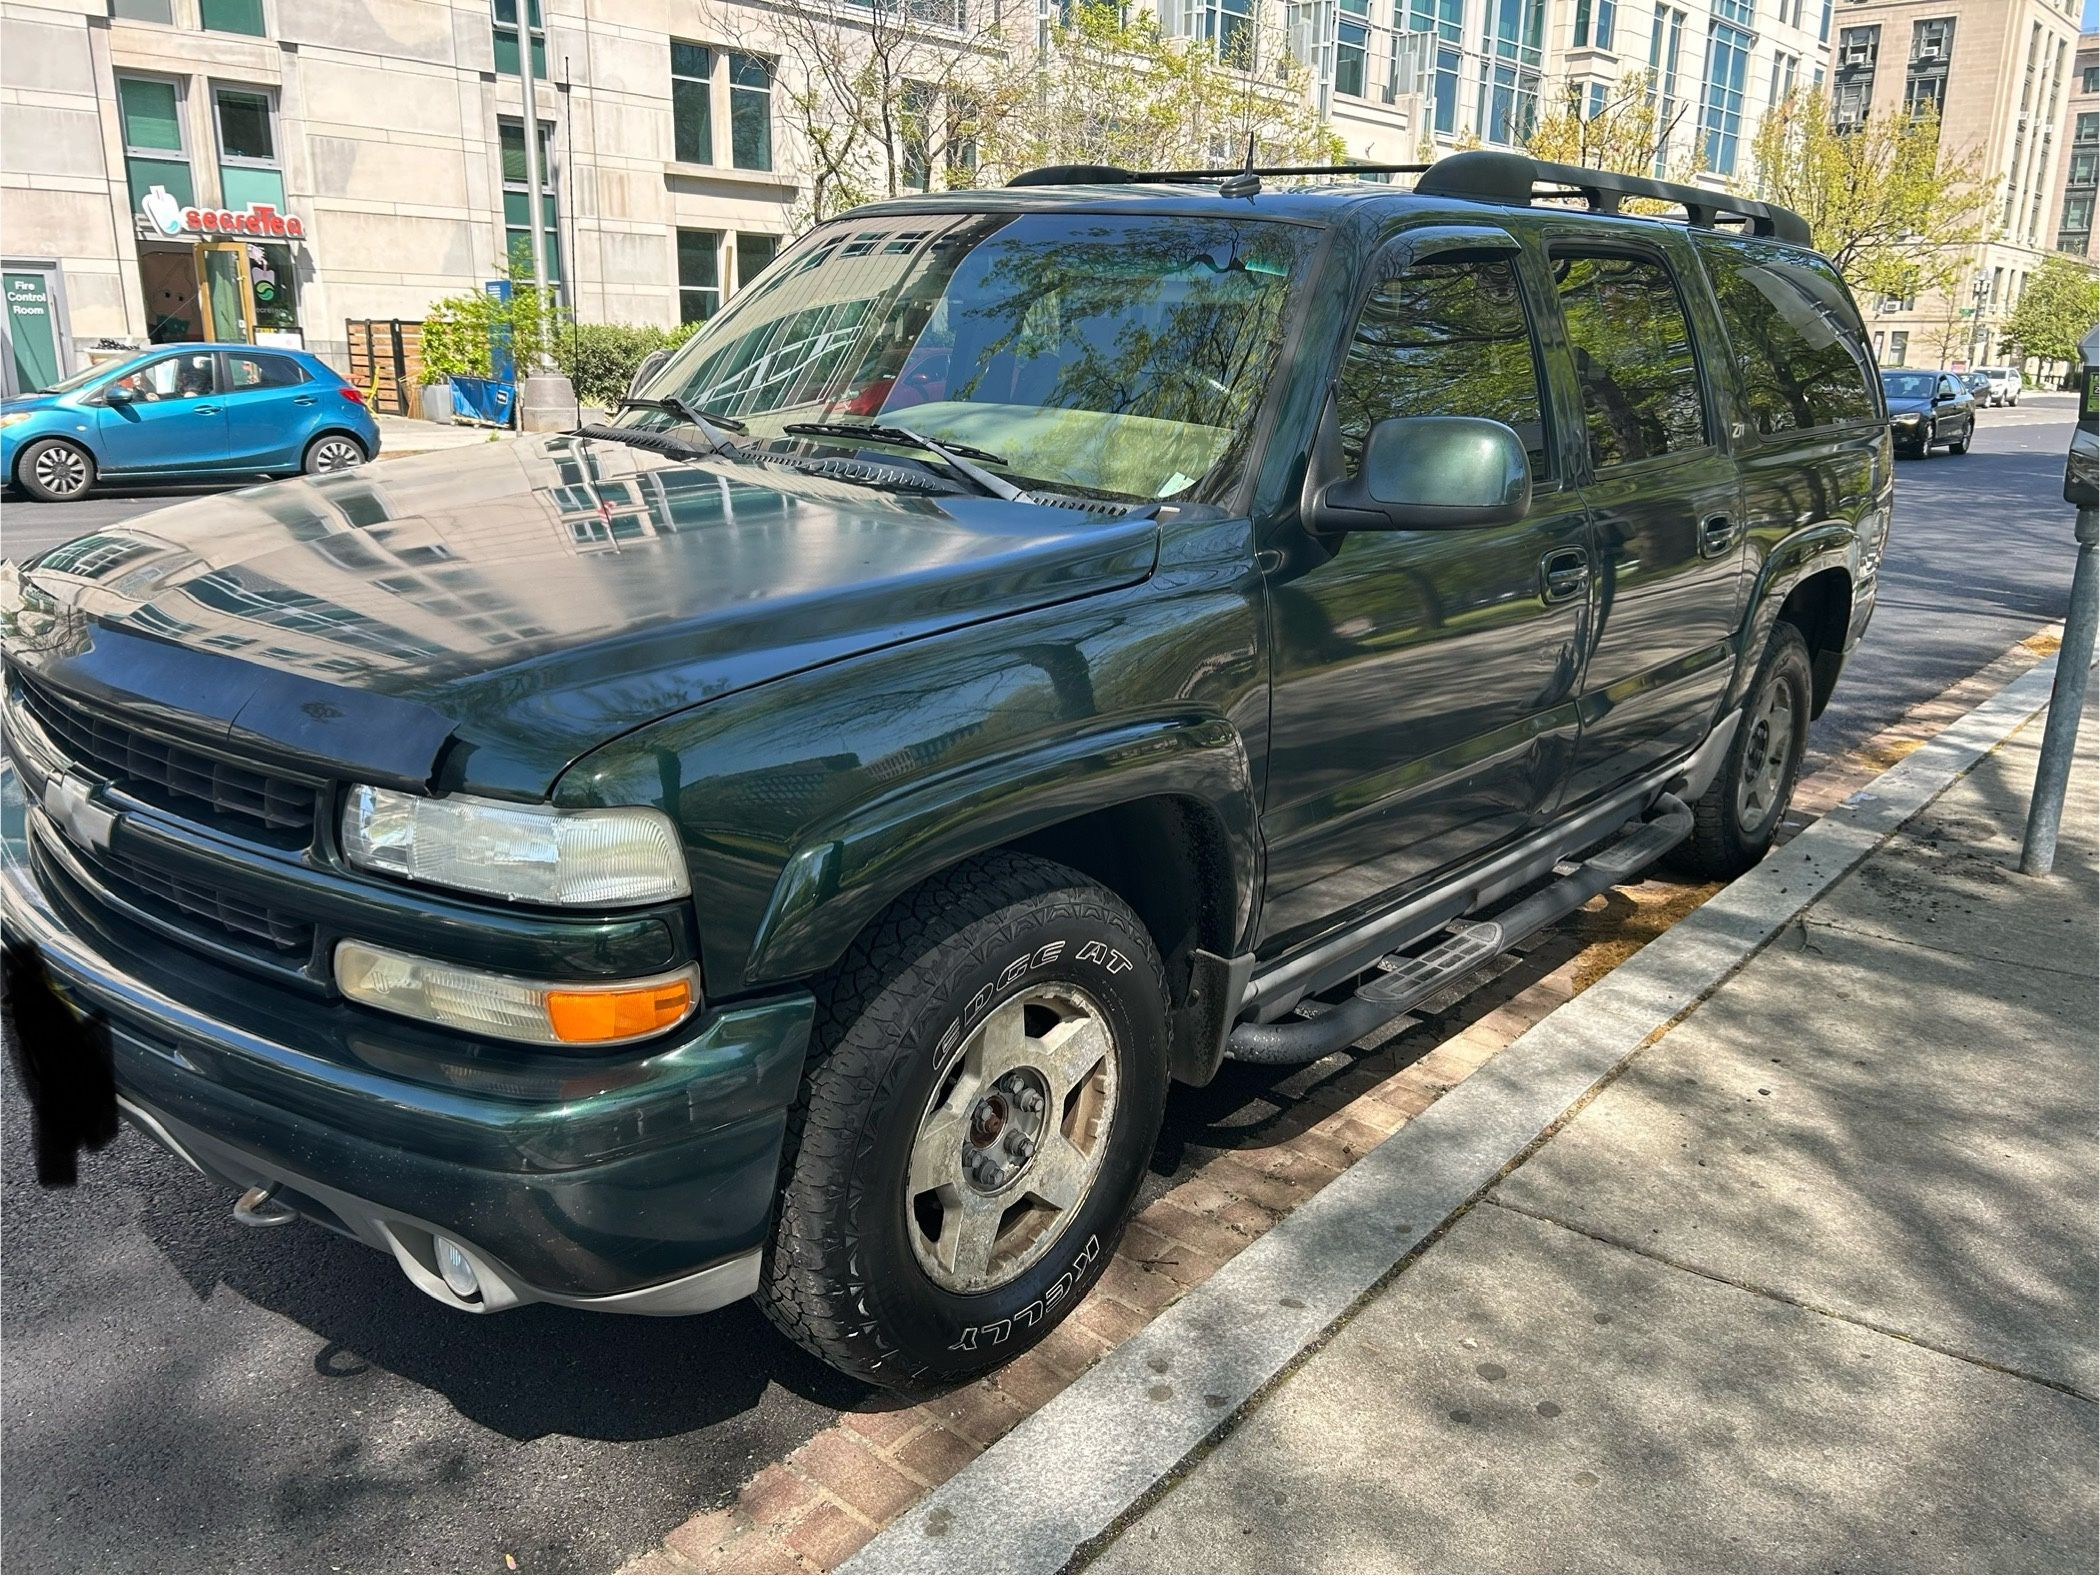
16,438,95,501
759,852,1169,1387
1675,622,1813,880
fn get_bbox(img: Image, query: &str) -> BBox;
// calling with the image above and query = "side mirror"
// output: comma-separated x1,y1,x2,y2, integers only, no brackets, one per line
1313,415,1532,532
628,348,672,402
98,385,133,405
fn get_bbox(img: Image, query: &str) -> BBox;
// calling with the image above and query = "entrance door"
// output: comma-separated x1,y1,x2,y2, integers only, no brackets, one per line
200,243,256,342
3,267,64,395
1259,233,1592,956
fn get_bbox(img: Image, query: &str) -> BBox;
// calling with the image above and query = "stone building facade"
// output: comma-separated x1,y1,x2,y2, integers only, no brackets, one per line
2053,28,2097,259
1832,0,2085,371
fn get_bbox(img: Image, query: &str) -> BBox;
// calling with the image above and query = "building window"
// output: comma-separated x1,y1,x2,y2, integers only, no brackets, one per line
1337,0,1371,98
1588,80,1609,116
1407,0,1463,134
111,0,176,22
493,0,547,79
1573,0,1613,50
678,228,721,322
671,41,713,164
1699,0,1753,175
1771,50,1799,107
729,53,772,171
499,118,560,285
2061,194,2095,235
117,74,192,210
1885,330,1908,367
2083,64,2099,93
1650,4,1686,174
1903,17,1954,117
1832,24,1879,131
212,85,286,211
1475,0,1544,146
735,233,778,294
2078,112,2100,145
199,0,264,35
1194,0,1254,61
2071,149,2098,186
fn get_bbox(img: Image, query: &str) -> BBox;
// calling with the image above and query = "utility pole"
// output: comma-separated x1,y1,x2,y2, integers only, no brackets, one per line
2021,325,2100,876
513,4,579,430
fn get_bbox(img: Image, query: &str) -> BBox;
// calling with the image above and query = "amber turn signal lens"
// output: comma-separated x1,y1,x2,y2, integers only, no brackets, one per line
545,979,695,1044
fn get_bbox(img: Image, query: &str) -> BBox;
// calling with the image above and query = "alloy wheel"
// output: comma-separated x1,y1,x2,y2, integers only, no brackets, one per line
309,437,365,472
906,985,1119,1294
1735,671,1798,834
32,445,89,498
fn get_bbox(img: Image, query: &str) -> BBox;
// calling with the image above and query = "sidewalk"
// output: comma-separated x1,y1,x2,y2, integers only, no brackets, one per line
1091,712,2096,1571
372,413,518,460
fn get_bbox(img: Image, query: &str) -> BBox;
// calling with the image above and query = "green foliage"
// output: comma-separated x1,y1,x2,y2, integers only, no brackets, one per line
418,279,564,383
1523,70,1706,207
554,321,705,408
2002,254,2100,366
1749,89,1995,301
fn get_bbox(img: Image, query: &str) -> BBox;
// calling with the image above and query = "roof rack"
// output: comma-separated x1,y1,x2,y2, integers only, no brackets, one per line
1004,147,1813,247
1415,150,1813,245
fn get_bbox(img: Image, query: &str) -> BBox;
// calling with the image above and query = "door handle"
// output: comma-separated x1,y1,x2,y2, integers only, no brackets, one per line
1539,546,1589,604
192,404,220,415
292,395,317,406
1698,513,1738,558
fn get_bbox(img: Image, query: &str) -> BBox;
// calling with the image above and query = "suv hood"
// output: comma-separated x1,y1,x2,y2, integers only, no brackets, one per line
3,434,1159,796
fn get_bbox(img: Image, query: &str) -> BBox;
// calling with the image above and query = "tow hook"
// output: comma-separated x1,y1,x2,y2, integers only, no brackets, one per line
232,1183,297,1228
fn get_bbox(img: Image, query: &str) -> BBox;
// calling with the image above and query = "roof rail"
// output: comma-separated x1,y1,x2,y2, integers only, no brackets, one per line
1007,161,1431,191
1414,150,1813,246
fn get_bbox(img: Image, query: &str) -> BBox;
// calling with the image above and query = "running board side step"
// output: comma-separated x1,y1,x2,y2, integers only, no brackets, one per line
1227,794,1693,1066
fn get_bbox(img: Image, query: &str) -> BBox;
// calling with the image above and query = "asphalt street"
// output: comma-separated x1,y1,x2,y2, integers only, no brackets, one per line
0,399,2085,1573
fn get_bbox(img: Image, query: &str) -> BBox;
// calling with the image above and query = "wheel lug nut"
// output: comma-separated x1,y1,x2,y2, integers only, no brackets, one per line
1018,1091,1043,1113
1006,1132,1035,1161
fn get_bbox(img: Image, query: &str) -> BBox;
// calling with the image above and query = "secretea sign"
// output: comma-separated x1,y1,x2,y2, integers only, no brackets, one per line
139,184,306,241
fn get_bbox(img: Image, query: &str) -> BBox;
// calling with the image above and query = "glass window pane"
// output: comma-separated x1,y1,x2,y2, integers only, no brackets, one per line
736,233,778,291
119,77,182,152
672,59,713,164
1555,251,1705,467
199,0,265,35
678,228,721,289
248,241,298,332
112,0,175,21
500,121,526,182
730,53,772,170
226,352,306,388
216,89,274,161
1695,237,1876,434
1335,257,1548,474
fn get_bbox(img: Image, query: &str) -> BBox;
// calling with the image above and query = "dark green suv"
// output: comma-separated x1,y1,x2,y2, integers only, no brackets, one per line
0,152,1889,1386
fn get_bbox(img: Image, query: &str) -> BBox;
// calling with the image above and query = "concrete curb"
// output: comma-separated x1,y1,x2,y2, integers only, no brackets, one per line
844,653,2068,1576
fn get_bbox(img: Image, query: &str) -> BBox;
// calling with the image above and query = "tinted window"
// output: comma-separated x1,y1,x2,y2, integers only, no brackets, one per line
226,352,306,389
1554,251,1706,468
1695,238,1877,434
1335,255,1549,476
110,352,218,401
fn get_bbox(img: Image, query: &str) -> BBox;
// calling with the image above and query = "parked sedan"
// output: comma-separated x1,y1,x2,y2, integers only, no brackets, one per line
1880,368,1975,458
1961,370,1993,406
1,344,379,502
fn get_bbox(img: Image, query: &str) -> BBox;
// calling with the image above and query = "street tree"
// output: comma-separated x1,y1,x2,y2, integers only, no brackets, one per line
2001,253,2100,367
1748,87,1995,303
1523,70,1705,198
977,2,1340,181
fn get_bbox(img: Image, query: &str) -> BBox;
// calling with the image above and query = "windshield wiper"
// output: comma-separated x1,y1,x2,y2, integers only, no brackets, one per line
618,395,749,452
781,421,1036,503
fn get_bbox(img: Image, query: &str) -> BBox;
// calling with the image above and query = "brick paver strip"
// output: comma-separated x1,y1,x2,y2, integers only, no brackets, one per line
624,627,2062,1575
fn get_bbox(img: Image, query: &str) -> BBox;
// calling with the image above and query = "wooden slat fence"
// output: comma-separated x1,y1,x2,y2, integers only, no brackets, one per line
344,319,423,415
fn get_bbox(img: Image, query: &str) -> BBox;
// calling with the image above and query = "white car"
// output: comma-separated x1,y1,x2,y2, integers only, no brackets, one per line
1978,366,2023,407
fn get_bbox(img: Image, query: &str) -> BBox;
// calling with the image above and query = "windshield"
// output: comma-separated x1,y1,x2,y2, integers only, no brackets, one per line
629,211,1322,502
28,357,135,397
1881,372,1940,400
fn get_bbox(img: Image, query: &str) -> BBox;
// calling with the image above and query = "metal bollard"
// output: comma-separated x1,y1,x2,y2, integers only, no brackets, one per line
2021,329,2100,877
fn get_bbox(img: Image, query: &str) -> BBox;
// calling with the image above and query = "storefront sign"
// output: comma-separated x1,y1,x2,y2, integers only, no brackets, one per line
139,184,306,241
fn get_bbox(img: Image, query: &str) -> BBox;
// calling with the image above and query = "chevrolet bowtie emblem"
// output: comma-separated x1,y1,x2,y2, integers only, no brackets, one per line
42,771,117,856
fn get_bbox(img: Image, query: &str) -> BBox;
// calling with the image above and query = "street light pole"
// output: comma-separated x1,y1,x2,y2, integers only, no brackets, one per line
510,1,578,430
2020,326,2100,876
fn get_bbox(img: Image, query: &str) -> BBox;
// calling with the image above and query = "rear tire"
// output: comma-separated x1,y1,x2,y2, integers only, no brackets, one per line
759,851,1169,1387
15,438,95,502
1675,622,1813,880
302,433,367,474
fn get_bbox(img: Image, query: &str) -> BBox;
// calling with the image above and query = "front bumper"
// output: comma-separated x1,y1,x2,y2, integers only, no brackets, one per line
2,770,814,1315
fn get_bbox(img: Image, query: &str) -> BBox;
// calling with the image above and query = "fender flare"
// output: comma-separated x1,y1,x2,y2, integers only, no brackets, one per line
741,712,1260,990
1730,523,1861,710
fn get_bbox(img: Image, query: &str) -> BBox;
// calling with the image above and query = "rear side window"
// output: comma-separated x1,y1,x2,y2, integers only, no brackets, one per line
1695,238,1878,434
1335,255,1550,477
226,352,307,389
1552,250,1707,469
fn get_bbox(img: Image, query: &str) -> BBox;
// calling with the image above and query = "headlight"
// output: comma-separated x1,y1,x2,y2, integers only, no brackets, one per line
0,412,35,430
336,940,699,1045
340,785,688,905
1894,412,1922,425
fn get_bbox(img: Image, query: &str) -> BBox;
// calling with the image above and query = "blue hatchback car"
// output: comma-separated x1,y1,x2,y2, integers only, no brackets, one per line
1,343,380,502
